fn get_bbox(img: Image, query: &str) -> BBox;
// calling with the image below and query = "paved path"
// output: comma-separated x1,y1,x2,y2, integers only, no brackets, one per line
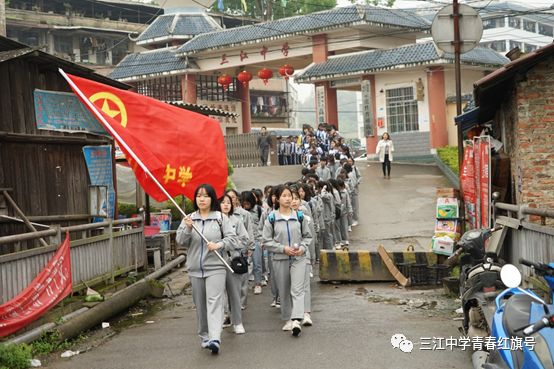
233,162,450,251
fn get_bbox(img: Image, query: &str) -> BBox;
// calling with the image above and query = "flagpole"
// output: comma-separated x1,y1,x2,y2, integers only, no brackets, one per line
59,69,234,273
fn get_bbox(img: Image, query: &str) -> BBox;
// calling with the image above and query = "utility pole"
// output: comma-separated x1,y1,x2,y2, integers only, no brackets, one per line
0,0,6,37
453,0,463,174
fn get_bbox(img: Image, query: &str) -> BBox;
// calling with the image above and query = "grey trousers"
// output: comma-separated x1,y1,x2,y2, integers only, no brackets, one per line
340,214,349,242
304,263,311,313
240,272,248,307
268,252,279,300
273,257,307,321
190,273,226,342
225,271,243,325
333,218,342,243
351,191,359,222
322,222,334,250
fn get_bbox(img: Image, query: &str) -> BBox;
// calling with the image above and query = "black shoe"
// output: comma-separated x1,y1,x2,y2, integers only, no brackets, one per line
208,340,220,354
222,316,231,328
292,320,302,337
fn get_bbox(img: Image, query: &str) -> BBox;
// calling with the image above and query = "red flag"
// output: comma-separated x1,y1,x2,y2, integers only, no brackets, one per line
0,233,72,337
63,72,228,201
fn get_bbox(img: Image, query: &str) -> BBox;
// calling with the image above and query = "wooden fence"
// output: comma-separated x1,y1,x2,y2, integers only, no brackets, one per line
0,218,146,304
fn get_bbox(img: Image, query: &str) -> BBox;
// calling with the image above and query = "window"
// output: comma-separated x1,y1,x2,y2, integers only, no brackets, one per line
136,76,182,101
538,23,553,37
386,87,419,133
508,17,521,29
509,40,523,51
54,35,73,55
480,40,506,52
524,44,538,53
197,75,237,102
523,19,536,33
483,18,505,29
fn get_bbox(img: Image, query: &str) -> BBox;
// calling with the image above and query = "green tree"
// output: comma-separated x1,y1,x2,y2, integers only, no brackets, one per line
221,0,337,21
350,0,396,7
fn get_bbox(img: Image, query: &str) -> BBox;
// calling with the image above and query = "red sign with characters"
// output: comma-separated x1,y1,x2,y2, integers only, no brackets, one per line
0,234,72,337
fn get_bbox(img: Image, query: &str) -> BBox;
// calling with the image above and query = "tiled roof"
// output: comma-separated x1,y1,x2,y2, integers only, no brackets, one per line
168,101,238,117
295,42,509,82
109,47,194,81
179,5,430,54
136,13,221,45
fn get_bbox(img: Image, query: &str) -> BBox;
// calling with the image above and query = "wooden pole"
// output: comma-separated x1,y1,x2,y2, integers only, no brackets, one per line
2,190,49,247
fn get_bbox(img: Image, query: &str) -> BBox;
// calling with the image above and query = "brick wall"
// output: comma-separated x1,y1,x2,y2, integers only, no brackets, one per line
511,55,554,210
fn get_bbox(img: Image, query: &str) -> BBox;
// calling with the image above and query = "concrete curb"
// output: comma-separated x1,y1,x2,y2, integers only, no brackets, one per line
319,250,438,282
433,155,460,188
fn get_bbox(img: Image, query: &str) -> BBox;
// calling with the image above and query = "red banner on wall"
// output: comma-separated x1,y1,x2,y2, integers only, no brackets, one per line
480,137,491,229
0,234,72,337
460,144,477,230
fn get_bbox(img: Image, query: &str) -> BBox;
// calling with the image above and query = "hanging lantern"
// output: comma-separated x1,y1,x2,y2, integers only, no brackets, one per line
217,74,232,90
257,68,273,85
278,64,295,80
237,70,252,87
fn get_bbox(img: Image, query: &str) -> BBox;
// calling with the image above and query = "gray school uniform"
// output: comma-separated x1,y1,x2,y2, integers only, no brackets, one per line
259,208,279,301
320,190,335,250
312,194,325,258
339,188,352,242
316,166,331,181
176,211,237,343
350,166,361,222
225,213,250,326
327,162,339,179
331,188,343,244
234,206,253,307
300,201,316,265
262,210,312,321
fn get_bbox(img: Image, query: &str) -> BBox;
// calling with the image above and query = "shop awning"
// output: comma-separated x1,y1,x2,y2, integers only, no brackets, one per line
454,107,480,132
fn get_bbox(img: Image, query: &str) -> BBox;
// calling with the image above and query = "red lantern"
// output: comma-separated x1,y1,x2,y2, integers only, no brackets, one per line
257,68,273,85
217,74,232,90
278,64,295,80
237,70,252,87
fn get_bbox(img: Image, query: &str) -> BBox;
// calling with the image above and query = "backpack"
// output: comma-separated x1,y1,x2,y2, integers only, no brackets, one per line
268,210,304,235
214,213,248,274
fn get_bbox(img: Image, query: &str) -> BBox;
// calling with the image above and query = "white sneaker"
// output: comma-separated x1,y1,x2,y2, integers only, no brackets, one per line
302,313,313,326
270,299,277,307
352,221,359,227
292,320,302,336
344,240,349,245
282,320,293,331
275,299,281,308
261,280,268,287
234,324,246,334
348,226,352,232
309,272,314,278
335,244,342,250
254,285,262,295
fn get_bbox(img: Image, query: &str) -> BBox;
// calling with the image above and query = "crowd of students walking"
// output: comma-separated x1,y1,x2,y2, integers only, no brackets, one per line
176,155,362,355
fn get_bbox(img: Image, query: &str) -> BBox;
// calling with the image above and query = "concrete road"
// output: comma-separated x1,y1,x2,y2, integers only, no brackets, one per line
233,162,450,251
45,279,471,369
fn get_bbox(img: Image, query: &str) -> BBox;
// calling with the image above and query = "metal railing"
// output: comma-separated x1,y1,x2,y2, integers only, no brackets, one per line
494,202,554,281
0,218,146,304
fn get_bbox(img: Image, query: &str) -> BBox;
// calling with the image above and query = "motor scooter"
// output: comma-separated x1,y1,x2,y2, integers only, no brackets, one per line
472,260,554,369
449,226,505,338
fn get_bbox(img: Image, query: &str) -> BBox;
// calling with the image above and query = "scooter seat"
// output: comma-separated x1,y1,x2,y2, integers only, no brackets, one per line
503,294,534,338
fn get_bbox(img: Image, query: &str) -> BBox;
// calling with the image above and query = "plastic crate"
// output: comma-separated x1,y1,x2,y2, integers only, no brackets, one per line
427,264,451,285
409,264,429,286
396,262,412,278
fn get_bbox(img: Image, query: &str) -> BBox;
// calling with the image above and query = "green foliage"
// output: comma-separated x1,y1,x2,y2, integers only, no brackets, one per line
0,344,32,369
30,331,83,356
227,158,234,177
437,146,460,175
222,0,336,20
350,0,396,7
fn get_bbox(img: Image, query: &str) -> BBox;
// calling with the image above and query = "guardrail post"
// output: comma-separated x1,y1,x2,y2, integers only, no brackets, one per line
52,226,62,245
109,218,115,284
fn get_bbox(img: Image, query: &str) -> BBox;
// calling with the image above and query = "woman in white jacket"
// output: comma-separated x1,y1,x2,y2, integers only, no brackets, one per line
376,132,394,179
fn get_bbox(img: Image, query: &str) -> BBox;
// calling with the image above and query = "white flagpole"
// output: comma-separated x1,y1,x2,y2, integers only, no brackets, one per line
59,69,233,273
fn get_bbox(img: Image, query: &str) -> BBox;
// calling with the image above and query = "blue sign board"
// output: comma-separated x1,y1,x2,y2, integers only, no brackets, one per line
34,89,107,135
83,146,115,220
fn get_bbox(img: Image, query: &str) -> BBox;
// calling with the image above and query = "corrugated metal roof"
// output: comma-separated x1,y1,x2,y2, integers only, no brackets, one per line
109,47,193,81
295,42,509,82
178,5,430,54
136,13,221,45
